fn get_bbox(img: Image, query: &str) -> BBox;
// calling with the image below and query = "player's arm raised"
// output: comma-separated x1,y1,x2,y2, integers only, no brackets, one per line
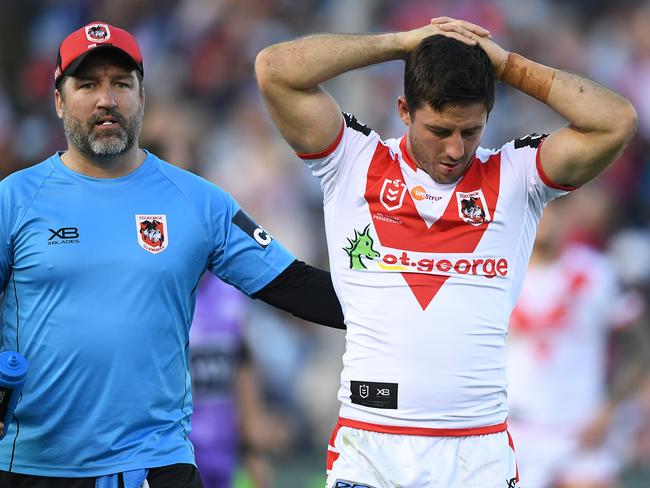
463,26,638,188
255,18,491,154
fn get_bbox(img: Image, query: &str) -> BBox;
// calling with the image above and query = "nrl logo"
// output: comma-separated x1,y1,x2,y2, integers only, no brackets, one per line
359,384,369,398
380,178,407,211
136,215,168,254
343,225,380,270
456,189,491,226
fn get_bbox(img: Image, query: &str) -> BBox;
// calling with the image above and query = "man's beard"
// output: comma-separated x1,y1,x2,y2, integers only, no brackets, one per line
63,105,143,159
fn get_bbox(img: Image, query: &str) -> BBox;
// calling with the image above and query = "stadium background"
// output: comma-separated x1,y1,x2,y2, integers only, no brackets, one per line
0,0,649,486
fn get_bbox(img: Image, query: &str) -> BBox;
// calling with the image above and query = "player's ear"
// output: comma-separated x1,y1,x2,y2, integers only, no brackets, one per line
397,96,411,127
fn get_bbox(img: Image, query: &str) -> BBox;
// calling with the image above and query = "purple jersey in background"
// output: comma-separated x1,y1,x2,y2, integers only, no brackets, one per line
189,272,248,487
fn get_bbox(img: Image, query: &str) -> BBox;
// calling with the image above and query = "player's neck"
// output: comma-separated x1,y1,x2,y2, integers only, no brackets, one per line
61,145,146,178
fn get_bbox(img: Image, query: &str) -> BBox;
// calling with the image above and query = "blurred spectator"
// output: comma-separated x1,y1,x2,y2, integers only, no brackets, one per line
189,273,291,487
507,199,647,488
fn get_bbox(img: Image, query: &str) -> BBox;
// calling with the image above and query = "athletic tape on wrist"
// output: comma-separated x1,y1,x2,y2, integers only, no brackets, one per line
499,52,557,103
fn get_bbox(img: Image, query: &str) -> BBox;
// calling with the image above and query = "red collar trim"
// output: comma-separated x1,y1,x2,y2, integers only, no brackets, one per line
399,134,418,171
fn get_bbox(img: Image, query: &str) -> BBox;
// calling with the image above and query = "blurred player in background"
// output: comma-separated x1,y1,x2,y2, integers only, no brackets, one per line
256,15,637,487
189,273,290,488
507,198,646,488
0,21,344,487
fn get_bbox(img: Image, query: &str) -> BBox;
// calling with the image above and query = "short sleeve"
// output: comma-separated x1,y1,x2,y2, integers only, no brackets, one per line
205,189,294,296
297,113,380,203
501,133,575,211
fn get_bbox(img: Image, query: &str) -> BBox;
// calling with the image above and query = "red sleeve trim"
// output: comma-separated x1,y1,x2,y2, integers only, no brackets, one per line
535,140,577,191
337,417,507,437
296,121,345,160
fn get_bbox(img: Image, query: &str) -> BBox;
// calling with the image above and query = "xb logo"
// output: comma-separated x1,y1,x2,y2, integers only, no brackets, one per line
49,227,79,240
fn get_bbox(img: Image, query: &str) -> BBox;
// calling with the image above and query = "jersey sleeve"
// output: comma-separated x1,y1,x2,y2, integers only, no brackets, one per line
500,133,575,210
296,113,380,203
205,188,295,296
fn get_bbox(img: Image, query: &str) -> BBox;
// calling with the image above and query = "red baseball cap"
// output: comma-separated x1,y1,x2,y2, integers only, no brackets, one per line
54,21,143,85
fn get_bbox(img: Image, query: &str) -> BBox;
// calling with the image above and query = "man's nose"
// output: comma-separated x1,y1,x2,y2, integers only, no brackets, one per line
446,133,465,162
96,85,117,109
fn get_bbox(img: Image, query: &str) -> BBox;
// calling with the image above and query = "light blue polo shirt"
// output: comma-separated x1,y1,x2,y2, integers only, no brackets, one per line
0,152,294,476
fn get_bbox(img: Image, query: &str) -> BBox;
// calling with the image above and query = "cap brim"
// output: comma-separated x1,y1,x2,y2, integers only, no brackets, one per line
60,45,143,82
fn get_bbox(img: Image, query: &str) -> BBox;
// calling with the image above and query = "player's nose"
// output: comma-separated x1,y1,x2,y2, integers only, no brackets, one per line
446,133,465,162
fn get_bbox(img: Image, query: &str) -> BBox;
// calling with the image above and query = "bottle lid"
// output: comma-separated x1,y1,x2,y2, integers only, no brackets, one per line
0,351,28,380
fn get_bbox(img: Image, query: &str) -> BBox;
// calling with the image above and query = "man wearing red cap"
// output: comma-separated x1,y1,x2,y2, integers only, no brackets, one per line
0,21,345,488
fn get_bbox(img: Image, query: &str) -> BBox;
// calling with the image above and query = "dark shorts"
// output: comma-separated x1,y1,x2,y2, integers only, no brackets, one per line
0,463,204,488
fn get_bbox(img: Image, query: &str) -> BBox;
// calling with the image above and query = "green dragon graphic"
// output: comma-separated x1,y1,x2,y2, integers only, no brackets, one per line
343,224,380,270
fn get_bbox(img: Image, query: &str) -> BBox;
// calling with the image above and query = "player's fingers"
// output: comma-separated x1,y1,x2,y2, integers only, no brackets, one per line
430,16,456,25
461,20,491,36
437,23,489,42
437,20,491,38
436,30,477,46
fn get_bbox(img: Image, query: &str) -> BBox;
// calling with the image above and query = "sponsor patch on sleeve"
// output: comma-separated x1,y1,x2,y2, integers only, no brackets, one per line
232,210,273,249
513,133,547,149
343,113,372,136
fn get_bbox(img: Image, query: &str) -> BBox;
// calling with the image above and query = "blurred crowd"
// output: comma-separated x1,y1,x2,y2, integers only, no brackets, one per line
1,0,649,486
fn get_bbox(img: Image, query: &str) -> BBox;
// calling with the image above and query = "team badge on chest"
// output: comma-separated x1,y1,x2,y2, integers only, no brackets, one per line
456,189,491,226
136,215,168,253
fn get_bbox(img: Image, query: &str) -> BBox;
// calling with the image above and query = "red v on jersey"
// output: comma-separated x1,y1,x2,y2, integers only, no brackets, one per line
364,138,502,309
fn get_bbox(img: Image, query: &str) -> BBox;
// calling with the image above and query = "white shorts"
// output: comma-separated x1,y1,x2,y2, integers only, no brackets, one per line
326,418,519,488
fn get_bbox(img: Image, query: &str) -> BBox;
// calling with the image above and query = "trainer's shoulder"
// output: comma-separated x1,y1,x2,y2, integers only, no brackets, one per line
0,157,56,197
150,154,233,205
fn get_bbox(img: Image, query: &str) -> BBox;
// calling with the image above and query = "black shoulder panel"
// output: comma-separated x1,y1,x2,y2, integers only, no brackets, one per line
343,112,372,136
513,133,548,149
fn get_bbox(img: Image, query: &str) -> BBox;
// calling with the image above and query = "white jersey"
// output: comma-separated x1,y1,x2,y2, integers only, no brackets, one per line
299,114,571,432
507,245,623,426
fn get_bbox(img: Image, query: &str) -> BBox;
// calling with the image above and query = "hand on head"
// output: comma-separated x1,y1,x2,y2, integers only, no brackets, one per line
430,17,509,77
430,17,492,45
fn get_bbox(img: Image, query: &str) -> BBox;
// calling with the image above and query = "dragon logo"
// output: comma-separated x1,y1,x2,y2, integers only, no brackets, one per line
343,225,380,270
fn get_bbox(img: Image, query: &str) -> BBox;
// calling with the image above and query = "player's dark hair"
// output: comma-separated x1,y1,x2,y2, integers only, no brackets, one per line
404,35,495,115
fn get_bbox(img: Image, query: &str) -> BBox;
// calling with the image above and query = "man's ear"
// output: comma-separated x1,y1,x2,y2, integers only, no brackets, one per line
397,96,411,127
54,89,64,119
